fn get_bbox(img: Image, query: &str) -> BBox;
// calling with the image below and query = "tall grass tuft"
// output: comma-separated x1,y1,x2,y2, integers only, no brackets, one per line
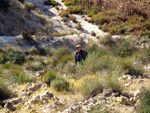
42,71,56,85
51,78,69,91
12,71,35,83
0,78,14,101
136,88,150,112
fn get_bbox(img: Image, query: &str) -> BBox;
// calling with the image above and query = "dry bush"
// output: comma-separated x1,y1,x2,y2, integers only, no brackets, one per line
59,10,69,18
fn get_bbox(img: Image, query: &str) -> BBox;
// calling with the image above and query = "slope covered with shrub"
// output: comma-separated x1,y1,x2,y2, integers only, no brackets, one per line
62,0,150,36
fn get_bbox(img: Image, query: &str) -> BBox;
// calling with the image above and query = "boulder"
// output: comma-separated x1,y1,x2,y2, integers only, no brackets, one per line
42,91,54,99
54,97,66,106
35,70,45,77
41,83,49,89
29,95,42,104
2,97,22,105
26,83,42,91
41,105,55,113
116,96,131,105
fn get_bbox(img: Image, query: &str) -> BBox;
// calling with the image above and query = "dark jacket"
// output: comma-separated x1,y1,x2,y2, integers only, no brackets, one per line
75,50,87,63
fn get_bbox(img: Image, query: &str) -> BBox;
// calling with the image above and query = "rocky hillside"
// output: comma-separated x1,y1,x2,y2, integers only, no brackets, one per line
0,0,150,113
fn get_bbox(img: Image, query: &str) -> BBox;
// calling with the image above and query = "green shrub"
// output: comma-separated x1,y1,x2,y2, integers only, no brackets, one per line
0,78,14,101
113,41,135,57
91,13,110,25
67,6,82,14
63,61,76,74
136,88,150,113
79,75,103,97
42,71,56,85
85,40,100,52
99,34,115,46
104,70,123,92
135,48,150,64
60,54,73,64
28,47,39,55
3,49,25,64
0,0,10,11
59,10,69,18
118,57,143,76
55,46,71,59
12,71,35,83
44,0,60,6
39,48,47,56
50,78,69,91
26,60,45,71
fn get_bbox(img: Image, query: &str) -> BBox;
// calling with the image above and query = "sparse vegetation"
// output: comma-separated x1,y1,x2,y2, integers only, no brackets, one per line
51,78,69,91
42,71,56,85
0,78,14,101
44,0,60,6
23,1,34,12
136,88,150,112
59,10,69,18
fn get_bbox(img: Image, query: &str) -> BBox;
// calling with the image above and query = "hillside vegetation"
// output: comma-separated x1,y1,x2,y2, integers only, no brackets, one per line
62,0,150,36
1,0,150,112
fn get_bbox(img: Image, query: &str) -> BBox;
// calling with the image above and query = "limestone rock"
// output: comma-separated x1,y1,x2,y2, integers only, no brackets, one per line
26,83,42,91
41,105,55,113
54,97,66,106
41,83,49,89
116,96,131,105
42,91,54,99
29,95,42,104
35,70,45,77
2,97,22,105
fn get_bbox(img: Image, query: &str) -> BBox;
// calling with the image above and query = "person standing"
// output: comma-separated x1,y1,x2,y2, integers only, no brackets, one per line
75,45,87,66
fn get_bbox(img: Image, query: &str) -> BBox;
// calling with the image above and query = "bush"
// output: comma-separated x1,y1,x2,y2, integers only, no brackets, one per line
59,10,69,18
44,0,60,6
3,49,25,64
113,41,135,57
39,48,47,56
28,47,39,55
42,71,56,85
26,60,45,71
12,71,35,83
118,57,143,76
23,1,34,12
74,70,123,97
99,34,115,46
69,15,76,22
60,54,73,64
77,75,103,97
104,70,123,92
21,31,36,45
67,6,82,14
85,40,100,52
54,46,71,59
75,22,82,30
0,0,10,11
50,78,69,91
91,31,96,36
0,78,14,101
136,88,150,112
135,48,150,64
